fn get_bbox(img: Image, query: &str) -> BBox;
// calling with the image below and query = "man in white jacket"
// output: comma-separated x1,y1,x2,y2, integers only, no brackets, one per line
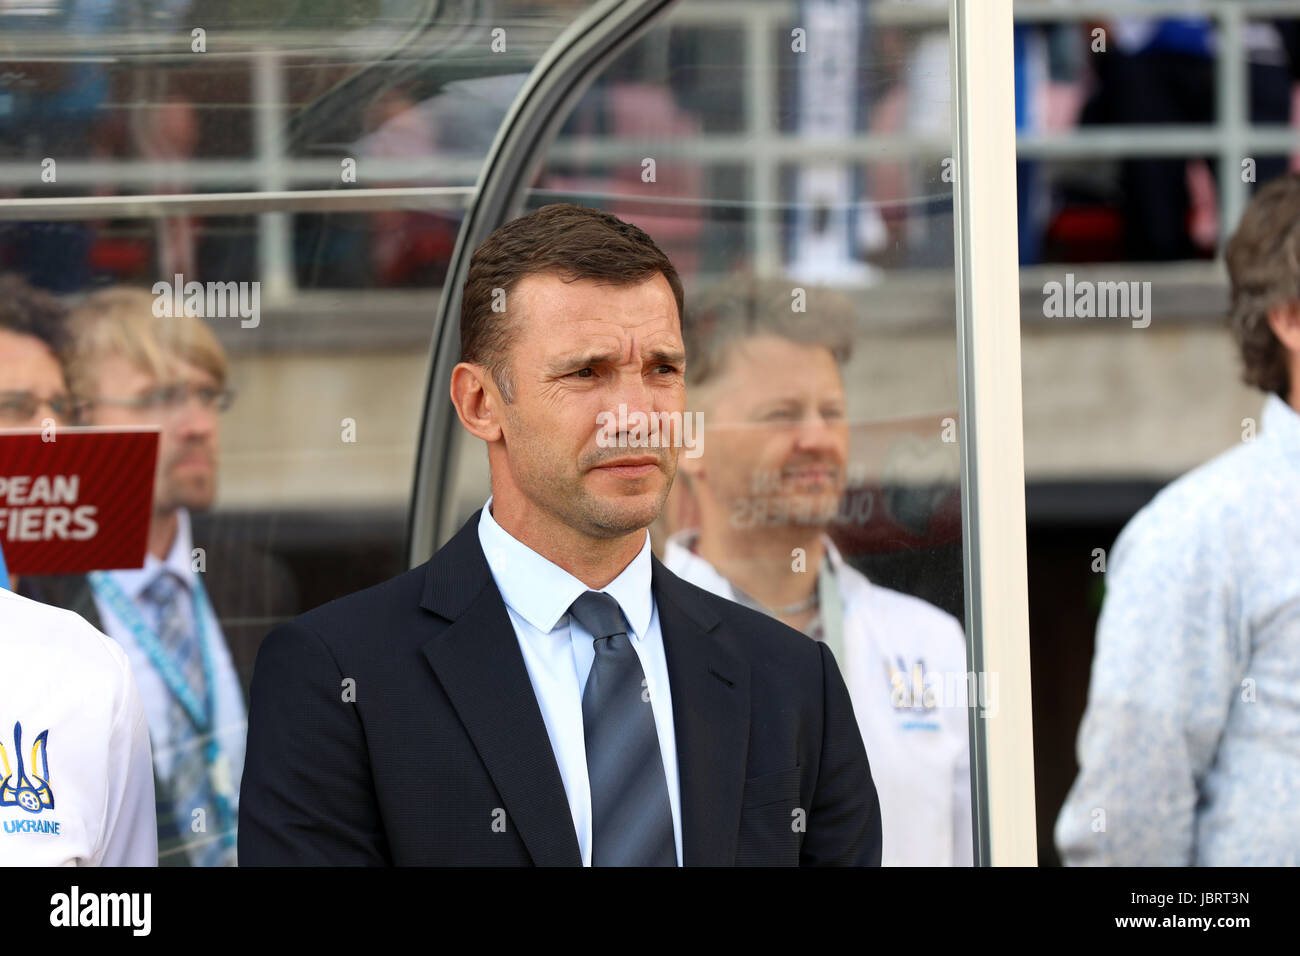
662,276,972,865
0,582,157,866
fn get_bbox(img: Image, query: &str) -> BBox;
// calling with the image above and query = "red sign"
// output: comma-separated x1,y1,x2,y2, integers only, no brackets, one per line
0,427,159,575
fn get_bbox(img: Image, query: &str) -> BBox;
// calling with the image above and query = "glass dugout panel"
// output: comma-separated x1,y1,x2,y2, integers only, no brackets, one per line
0,1,584,864
415,0,1037,865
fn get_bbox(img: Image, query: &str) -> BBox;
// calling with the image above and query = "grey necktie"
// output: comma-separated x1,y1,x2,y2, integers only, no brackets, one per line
141,571,232,866
570,590,676,867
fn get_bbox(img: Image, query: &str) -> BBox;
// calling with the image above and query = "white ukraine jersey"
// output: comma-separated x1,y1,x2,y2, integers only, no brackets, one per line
663,530,973,866
0,588,157,866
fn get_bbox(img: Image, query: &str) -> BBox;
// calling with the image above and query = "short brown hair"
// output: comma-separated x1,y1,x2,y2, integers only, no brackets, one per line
1225,172,1300,397
683,273,855,392
64,287,228,401
459,203,684,402
0,273,68,355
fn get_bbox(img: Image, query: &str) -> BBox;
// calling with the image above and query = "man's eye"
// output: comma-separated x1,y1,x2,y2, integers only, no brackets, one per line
656,365,679,375
144,386,182,407
571,368,595,379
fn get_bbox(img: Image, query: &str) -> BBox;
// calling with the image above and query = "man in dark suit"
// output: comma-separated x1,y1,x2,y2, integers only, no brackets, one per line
239,203,882,866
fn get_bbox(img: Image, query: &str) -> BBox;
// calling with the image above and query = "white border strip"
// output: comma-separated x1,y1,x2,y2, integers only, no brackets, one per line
950,0,1038,865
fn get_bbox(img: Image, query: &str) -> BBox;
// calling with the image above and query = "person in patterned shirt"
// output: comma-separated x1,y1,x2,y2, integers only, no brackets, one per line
1057,173,1300,865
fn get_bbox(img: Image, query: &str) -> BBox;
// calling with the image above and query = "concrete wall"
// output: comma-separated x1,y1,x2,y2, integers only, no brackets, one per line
211,315,1267,511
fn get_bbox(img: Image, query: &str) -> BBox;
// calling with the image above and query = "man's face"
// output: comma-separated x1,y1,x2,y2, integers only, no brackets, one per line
496,272,685,539
84,353,220,514
0,329,68,427
692,335,849,528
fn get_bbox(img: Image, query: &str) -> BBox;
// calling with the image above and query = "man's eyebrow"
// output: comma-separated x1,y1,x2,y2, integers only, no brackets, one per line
646,347,685,366
548,350,621,372
547,347,686,371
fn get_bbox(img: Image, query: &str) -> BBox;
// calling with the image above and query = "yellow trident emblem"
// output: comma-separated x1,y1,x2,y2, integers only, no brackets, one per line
0,722,54,813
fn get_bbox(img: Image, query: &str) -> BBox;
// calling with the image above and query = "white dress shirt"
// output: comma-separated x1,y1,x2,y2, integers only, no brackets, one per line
477,497,682,866
89,509,247,834
0,588,157,866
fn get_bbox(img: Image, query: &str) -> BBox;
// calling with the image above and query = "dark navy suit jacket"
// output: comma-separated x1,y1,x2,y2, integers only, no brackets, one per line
238,509,882,866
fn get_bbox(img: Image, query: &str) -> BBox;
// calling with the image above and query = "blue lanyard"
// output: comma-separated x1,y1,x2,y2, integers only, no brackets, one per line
89,569,218,734
88,569,238,852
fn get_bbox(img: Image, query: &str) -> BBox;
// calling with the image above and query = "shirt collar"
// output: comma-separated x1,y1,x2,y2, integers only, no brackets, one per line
477,496,654,640
663,527,736,600
1261,392,1300,468
109,508,196,600
663,525,846,596
821,535,848,581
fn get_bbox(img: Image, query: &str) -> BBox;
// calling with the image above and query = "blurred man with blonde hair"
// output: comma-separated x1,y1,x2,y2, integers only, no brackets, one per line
63,288,230,561
23,286,294,866
662,275,972,866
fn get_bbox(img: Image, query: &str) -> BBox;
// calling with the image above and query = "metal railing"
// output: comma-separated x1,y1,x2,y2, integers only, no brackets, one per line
0,0,1292,317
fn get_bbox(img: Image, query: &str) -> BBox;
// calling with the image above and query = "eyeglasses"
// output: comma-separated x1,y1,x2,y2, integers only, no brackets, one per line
85,383,237,415
0,391,82,426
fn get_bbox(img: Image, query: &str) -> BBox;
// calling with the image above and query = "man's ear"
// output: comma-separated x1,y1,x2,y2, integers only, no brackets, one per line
449,362,503,443
1266,300,1300,354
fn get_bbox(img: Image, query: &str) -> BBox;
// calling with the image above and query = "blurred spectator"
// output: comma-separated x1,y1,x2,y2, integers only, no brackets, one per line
133,91,202,280
868,1,952,268
1056,173,1300,865
0,0,120,291
787,0,877,285
1014,20,1087,266
0,273,73,430
0,274,75,591
1085,13,1300,260
870,1,1084,267
662,275,972,865
20,286,295,866
361,86,440,284
350,73,528,286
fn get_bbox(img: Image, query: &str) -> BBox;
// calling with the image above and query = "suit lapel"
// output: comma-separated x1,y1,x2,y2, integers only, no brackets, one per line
652,558,750,866
418,511,581,866
417,512,752,867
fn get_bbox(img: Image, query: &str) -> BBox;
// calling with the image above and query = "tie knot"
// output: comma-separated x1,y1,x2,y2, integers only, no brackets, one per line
568,590,627,642
143,570,184,608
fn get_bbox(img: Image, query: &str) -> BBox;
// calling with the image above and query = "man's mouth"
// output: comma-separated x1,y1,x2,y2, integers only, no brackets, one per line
593,455,659,478
782,465,837,485
170,455,214,471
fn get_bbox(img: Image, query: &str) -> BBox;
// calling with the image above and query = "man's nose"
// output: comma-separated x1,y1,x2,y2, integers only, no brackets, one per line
174,393,219,435
793,410,842,452
610,370,664,414
600,372,667,444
